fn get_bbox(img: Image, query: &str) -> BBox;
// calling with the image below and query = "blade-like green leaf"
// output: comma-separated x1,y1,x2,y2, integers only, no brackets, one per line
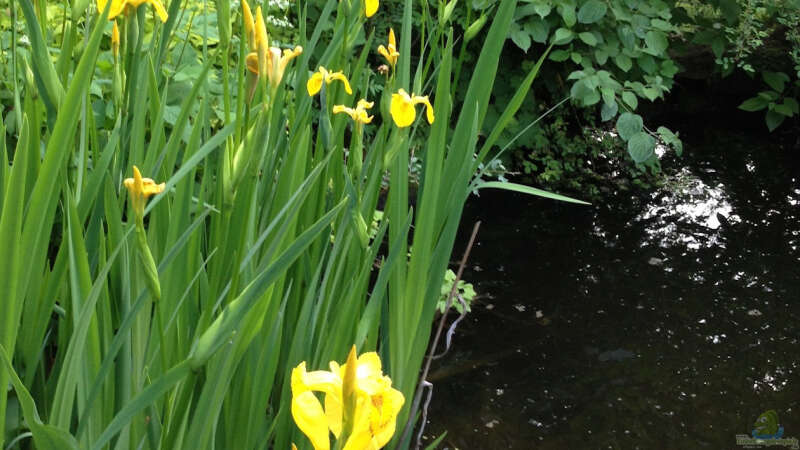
473,181,590,204
0,344,79,450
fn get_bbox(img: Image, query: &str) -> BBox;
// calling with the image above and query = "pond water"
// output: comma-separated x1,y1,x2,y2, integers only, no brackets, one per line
422,124,800,448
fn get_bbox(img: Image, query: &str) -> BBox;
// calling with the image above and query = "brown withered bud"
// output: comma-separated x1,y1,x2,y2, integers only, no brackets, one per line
377,64,390,76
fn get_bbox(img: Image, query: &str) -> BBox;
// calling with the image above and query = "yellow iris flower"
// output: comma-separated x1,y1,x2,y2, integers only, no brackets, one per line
307,67,353,96
389,89,434,128
291,347,404,450
365,0,379,17
123,165,165,217
97,0,168,22
247,47,304,87
242,2,302,89
333,99,374,124
377,29,398,69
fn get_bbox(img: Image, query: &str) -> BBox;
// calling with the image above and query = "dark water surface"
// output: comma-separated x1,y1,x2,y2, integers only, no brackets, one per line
423,127,800,449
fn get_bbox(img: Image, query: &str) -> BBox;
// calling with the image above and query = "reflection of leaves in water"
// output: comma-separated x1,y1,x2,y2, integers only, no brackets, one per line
753,410,779,436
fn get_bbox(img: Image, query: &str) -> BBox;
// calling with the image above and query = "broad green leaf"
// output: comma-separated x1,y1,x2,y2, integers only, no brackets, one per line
637,55,658,74
510,26,532,52
526,17,550,43
618,26,636,49
627,131,656,163
579,32,598,46
622,91,638,110
552,27,574,45
784,97,799,114
657,126,683,156
763,71,789,93
614,54,632,72
560,4,576,27
594,48,609,64
757,90,780,101
534,3,551,17
651,18,672,31
773,103,794,117
765,110,785,131
550,49,570,61
738,96,769,112
616,112,643,140
577,0,607,24
644,30,668,55
601,87,615,106
642,87,660,100
711,36,726,58
601,100,618,121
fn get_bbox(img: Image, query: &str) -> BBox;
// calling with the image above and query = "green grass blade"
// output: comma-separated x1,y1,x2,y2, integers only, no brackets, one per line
190,199,346,368
0,344,79,450
0,116,30,448
90,360,194,450
472,181,590,204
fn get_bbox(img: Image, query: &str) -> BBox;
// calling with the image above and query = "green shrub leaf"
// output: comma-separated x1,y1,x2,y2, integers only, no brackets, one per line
553,27,574,44
738,96,769,112
644,30,668,55
622,91,638,110
763,71,789,93
577,0,607,24
765,110,786,131
627,131,656,163
616,112,643,140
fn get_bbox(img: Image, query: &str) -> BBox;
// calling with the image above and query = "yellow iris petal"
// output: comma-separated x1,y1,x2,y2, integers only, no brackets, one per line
290,350,403,450
119,0,168,22
307,71,325,96
266,46,302,88
365,0,379,17
123,165,165,215
147,0,168,22
291,362,341,396
333,99,374,124
279,47,303,75
292,391,331,450
308,67,354,96
245,52,259,74
242,0,256,50
411,96,435,124
377,29,399,68
370,388,405,448
390,89,434,127
324,387,343,437
390,90,416,128
97,0,124,19
326,72,353,95
254,7,269,77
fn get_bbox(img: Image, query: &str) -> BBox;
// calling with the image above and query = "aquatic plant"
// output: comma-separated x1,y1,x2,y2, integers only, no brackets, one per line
0,0,582,448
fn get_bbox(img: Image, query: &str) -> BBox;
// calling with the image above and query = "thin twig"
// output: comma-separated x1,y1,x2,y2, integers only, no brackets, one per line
397,221,481,449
